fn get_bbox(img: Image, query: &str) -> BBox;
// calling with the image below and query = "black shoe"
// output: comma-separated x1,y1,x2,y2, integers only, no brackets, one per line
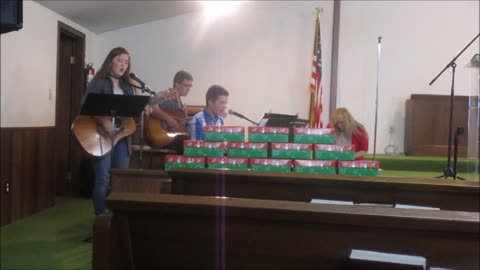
83,235,93,243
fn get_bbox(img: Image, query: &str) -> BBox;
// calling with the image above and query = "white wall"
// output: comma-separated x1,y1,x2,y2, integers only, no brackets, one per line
0,1,96,127
338,1,479,154
4,1,476,154
95,1,334,127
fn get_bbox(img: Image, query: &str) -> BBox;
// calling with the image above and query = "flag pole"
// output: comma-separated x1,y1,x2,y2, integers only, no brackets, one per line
309,8,321,128
373,36,382,161
309,7,323,128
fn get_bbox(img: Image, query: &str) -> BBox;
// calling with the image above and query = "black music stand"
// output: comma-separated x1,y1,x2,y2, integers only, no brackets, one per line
80,93,149,154
80,93,149,117
257,113,299,127
257,113,308,142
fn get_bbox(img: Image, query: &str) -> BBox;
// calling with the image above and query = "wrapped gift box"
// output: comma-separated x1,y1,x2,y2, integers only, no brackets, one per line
204,126,245,142
164,155,205,171
183,140,226,157
207,157,249,170
271,143,313,159
294,160,337,174
338,160,380,176
293,128,335,144
227,142,268,158
250,158,292,172
248,127,289,143
314,144,356,160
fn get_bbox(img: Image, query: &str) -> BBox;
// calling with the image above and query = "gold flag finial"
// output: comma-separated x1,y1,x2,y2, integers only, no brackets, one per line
313,7,323,17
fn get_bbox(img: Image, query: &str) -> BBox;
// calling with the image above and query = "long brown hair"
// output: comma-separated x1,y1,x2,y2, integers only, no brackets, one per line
91,47,132,83
329,107,366,140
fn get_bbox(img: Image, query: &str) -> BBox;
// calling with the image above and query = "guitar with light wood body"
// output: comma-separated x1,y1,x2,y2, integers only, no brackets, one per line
143,94,203,147
71,115,136,157
144,109,191,147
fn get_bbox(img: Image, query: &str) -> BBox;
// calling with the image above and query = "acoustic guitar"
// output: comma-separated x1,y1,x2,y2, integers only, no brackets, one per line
71,115,136,157
144,100,204,147
72,90,196,154
144,109,190,147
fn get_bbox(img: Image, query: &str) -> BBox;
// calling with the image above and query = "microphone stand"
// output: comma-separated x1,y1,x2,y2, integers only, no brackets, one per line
130,83,156,95
431,33,479,180
131,84,155,169
230,113,259,126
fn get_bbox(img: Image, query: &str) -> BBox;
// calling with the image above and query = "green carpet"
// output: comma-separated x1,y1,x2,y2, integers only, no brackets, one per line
1,197,93,270
365,154,478,175
379,169,479,180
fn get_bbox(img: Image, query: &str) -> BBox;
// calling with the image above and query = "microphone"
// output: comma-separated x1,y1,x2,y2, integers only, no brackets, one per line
228,109,245,119
228,109,258,125
129,73,155,95
129,73,147,88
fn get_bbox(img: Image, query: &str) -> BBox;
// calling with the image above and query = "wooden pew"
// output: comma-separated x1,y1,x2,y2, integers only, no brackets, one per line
93,192,480,270
110,168,171,194
167,168,480,212
110,167,480,211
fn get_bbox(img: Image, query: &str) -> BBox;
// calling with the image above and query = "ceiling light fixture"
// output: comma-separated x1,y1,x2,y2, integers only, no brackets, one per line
202,1,245,22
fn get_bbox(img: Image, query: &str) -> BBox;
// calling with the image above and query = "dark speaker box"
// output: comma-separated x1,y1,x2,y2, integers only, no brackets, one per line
1,0,23,34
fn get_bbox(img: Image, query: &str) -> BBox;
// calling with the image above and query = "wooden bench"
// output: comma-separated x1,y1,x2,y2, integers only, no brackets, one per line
110,168,171,194
93,192,480,270
110,168,480,211
166,168,480,212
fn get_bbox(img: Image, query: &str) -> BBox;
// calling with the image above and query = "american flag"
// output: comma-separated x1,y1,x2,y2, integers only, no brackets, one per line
309,15,323,128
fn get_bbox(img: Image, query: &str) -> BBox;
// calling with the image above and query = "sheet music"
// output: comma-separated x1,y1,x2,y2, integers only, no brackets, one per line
310,199,353,205
257,119,268,127
395,204,440,210
350,249,427,268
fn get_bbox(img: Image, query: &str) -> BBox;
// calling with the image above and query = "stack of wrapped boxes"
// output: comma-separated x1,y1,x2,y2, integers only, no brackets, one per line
165,125,380,176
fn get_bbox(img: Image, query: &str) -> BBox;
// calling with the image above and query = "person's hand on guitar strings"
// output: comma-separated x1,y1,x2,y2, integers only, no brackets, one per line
143,104,153,116
166,116,181,132
95,116,114,138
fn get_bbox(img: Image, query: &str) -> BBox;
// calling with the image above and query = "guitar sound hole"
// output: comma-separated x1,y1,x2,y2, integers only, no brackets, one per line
114,118,123,129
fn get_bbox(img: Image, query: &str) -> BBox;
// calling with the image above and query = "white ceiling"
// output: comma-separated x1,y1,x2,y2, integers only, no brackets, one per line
35,0,204,34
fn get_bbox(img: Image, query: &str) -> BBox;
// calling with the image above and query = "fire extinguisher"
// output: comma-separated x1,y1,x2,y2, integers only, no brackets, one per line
85,63,95,84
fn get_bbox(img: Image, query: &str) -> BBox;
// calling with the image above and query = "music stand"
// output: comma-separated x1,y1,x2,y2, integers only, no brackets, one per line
257,113,303,142
291,118,309,128
79,93,149,155
80,93,149,117
257,113,299,127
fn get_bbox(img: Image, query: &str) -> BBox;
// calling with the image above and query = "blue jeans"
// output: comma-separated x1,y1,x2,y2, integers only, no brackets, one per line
91,138,130,215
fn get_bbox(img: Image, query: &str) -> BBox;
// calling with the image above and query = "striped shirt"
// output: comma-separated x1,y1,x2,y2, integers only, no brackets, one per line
156,89,184,111
188,109,224,140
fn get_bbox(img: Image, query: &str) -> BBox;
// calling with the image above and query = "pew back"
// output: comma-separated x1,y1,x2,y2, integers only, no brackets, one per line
94,192,480,270
110,169,171,194
168,168,480,211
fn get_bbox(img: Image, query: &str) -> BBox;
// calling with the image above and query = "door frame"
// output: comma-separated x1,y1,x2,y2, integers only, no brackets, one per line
55,21,86,196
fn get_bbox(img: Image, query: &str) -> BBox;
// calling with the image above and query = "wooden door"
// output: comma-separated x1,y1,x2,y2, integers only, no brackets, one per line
55,22,86,196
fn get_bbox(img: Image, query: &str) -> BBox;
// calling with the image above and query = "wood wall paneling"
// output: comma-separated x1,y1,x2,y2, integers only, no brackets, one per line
0,131,12,226
38,128,56,210
0,127,56,226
